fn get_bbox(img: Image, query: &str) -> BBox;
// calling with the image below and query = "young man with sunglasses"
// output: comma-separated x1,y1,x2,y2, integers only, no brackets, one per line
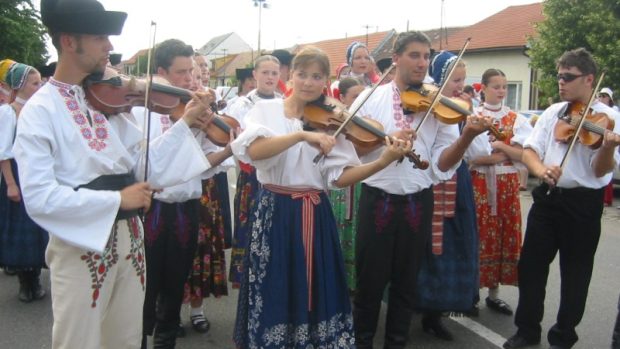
504,48,620,349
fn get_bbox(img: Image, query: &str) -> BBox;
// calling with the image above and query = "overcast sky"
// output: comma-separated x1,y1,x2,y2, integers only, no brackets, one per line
42,0,542,62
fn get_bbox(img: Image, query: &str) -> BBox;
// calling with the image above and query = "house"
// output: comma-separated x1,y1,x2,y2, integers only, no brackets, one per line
439,2,544,110
196,32,253,68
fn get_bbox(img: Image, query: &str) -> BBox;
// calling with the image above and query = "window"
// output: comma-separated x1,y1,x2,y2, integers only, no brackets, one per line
506,82,522,110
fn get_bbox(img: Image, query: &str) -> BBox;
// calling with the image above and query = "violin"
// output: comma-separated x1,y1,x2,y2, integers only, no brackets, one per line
303,99,430,169
401,83,506,141
85,73,239,147
554,101,615,149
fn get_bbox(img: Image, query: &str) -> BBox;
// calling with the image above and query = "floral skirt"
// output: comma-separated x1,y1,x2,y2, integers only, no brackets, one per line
328,183,361,292
471,171,522,288
229,168,261,288
184,177,228,300
233,187,355,349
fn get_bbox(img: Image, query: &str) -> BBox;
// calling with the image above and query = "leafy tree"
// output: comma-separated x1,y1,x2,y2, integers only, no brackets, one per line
0,0,49,67
527,0,620,107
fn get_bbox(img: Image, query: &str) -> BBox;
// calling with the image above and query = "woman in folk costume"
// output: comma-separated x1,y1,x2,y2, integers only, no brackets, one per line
182,59,236,335
414,51,480,341
231,46,411,348
0,60,49,302
465,68,533,316
327,76,365,292
226,55,282,289
330,41,375,98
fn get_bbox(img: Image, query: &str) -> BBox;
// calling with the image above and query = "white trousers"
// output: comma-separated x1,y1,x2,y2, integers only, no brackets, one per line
46,217,146,349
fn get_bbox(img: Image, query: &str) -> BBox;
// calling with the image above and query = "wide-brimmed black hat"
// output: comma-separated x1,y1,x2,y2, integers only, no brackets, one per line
41,0,127,35
236,68,254,81
109,53,122,66
37,62,57,78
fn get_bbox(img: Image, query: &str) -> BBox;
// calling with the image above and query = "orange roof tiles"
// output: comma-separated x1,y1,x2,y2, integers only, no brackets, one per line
441,2,544,52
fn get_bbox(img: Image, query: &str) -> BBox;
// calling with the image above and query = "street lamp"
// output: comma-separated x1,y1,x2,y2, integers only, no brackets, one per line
253,0,269,54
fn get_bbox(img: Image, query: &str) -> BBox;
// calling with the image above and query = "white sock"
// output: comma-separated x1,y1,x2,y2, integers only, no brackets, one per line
488,287,499,300
190,306,204,317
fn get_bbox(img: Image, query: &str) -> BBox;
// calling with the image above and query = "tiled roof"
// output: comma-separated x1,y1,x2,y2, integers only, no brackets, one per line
213,51,255,78
441,2,544,52
124,48,148,65
197,32,234,55
294,30,396,76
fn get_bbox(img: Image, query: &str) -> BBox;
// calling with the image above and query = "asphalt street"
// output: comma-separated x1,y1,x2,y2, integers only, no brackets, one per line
1,178,619,349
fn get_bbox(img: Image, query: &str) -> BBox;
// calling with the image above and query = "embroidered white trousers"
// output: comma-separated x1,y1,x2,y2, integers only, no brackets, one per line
46,218,146,349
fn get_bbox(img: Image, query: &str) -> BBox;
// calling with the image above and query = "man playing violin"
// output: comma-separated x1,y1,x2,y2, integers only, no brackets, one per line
129,38,235,348
351,31,491,349
12,1,217,348
504,48,620,349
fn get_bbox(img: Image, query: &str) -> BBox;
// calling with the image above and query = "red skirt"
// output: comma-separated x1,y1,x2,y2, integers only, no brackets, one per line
471,170,522,288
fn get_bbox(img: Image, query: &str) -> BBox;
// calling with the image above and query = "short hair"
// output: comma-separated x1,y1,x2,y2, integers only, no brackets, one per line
393,31,431,55
50,32,81,54
291,46,330,77
338,77,363,97
463,85,475,95
481,68,506,85
556,48,597,76
154,39,194,71
254,55,280,70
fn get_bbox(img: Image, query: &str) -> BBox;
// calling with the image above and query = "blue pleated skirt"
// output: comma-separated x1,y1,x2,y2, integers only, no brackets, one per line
233,187,355,348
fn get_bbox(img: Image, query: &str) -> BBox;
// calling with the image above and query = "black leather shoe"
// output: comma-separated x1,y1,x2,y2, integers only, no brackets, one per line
422,313,454,341
503,334,540,349
190,314,210,334
486,297,513,315
549,346,569,349
176,323,186,338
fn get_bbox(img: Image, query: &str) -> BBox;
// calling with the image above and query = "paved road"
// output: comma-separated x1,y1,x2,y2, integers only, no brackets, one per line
1,180,619,348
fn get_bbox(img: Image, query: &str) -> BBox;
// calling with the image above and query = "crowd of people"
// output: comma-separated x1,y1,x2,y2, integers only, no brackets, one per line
2,1,620,349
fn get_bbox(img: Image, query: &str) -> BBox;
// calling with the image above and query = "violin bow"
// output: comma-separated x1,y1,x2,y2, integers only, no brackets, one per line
415,37,471,133
141,21,157,184
557,70,607,170
312,63,396,164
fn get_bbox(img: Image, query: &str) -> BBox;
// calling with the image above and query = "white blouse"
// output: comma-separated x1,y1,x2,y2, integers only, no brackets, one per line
523,100,620,189
353,83,460,195
13,80,210,252
465,103,533,173
230,99,361,191
225,89,282,130
0,104,16,161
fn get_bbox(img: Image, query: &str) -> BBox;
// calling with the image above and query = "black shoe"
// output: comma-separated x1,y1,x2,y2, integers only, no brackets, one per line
30,276,46,300
422,314,454,341
17,272,32,303
465,304,480,317
190,313,210,334
3,267,17,276
549,346,569,349
486,297,513,315
503,334,540,349
176,323,186,338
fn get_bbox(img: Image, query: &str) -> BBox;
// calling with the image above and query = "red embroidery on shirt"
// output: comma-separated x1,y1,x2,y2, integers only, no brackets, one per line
79,226,119,308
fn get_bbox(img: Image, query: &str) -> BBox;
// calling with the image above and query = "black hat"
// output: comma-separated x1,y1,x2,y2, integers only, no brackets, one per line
236,68,254,81
109,53,122,66
37,62,57,78
40,0,127,35
271,49,293,66
376,57,392,73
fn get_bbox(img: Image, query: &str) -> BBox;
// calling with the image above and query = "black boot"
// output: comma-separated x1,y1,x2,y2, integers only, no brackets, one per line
17,271,32,303
153,328,177,349
29,270,46,300
421,311,454,341
384,305,413,349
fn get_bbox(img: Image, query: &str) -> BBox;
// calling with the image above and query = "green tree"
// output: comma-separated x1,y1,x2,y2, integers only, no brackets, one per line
527,0,620,107
0,0,49,67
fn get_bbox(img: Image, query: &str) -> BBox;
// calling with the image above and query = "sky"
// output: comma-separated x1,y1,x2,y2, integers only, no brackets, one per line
41,0,542,63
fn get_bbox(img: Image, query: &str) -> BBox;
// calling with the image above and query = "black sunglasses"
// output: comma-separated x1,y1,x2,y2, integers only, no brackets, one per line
556,73,584,82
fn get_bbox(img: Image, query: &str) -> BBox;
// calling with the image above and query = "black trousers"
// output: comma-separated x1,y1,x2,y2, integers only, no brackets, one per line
354,184,433,349
515,184,603,348
142,199,199,335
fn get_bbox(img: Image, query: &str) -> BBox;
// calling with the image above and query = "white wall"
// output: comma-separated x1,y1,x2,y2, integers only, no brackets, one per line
462,49,533,110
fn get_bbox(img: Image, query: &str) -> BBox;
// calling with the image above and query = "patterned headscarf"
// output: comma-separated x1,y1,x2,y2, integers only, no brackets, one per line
0,59,16,84
346,41,368,66
4,62,34,91
429,51,457,86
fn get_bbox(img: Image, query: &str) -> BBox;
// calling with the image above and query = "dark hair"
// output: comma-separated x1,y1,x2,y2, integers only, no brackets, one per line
393,31,431,55
556,48,597,76
481,68,506,86
291,46,330,77
154,39,194,71
463,85,475,94
50,32,81,54
338,77,363,97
